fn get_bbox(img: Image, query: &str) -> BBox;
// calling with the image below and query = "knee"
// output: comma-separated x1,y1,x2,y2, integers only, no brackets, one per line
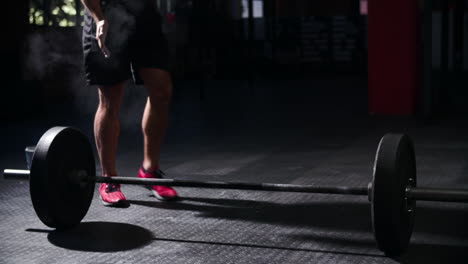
97,84,124,118
98,99,121,119
142,70,173,105
149,84,172,105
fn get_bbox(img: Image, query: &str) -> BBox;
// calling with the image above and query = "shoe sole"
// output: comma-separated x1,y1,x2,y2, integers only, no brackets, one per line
152,189,178,201
142,185,178,201
101,199,126,207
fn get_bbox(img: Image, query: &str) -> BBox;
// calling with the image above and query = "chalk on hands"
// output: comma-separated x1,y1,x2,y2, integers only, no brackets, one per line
102,47,111,58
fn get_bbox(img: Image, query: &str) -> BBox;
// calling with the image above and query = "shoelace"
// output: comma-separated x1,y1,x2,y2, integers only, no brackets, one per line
154,169,166,178
105,183,121,193
142,167,166,178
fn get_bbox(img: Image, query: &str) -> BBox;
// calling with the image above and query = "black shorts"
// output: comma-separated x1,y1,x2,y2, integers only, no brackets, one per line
82,0,169,85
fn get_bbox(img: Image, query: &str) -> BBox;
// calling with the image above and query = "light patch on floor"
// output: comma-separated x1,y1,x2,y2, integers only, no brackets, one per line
166,153,267,176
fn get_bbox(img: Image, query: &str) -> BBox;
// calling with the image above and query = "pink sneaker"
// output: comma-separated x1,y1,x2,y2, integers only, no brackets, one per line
138,167,178,201
99,183,127,206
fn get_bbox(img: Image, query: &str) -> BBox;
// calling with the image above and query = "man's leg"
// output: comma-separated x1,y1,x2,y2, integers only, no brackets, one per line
139,68,172,171
137,68,177,200
95,82,128,206
95,82,125,176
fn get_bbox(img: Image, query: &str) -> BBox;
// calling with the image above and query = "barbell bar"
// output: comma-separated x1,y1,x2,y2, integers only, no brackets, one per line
5,169,468,203
2,126,468,257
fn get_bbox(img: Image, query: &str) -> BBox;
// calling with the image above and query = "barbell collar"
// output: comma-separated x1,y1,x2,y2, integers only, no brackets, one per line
407,187,468,203
95,176,369,195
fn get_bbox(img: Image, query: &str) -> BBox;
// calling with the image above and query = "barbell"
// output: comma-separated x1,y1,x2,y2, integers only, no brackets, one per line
3,126,468,257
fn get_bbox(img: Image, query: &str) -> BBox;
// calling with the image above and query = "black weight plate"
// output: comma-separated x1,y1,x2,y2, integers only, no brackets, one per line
371,134,416,257
30,127,96,230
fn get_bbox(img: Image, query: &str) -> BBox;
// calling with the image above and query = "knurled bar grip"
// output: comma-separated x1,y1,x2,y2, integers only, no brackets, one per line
96,176,369,195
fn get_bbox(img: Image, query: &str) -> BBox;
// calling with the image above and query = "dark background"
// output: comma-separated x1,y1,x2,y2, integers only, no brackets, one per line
1,0,467,124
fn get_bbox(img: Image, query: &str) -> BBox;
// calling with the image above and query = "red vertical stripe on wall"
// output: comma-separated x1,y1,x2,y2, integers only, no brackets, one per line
368,0,419,115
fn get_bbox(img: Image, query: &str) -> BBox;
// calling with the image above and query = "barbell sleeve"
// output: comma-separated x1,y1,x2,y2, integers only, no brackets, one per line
3,169,30,180
407,187,468,203
95,176,369,195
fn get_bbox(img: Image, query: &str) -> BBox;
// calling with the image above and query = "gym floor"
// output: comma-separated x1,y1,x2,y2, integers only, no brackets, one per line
1,78,468,263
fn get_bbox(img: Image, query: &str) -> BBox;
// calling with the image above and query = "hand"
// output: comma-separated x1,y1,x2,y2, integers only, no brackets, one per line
96,20,111,58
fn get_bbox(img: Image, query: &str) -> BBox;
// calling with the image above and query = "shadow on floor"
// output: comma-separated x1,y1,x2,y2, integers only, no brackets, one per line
150,236,385,259
43,222,153,252
129,197,372,232
400,243,468,264
128,196,468,260
129,197,468,237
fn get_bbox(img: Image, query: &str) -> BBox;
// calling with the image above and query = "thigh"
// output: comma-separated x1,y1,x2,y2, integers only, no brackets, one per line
97,82,126,109
130,7,170,75
139,68,172,99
